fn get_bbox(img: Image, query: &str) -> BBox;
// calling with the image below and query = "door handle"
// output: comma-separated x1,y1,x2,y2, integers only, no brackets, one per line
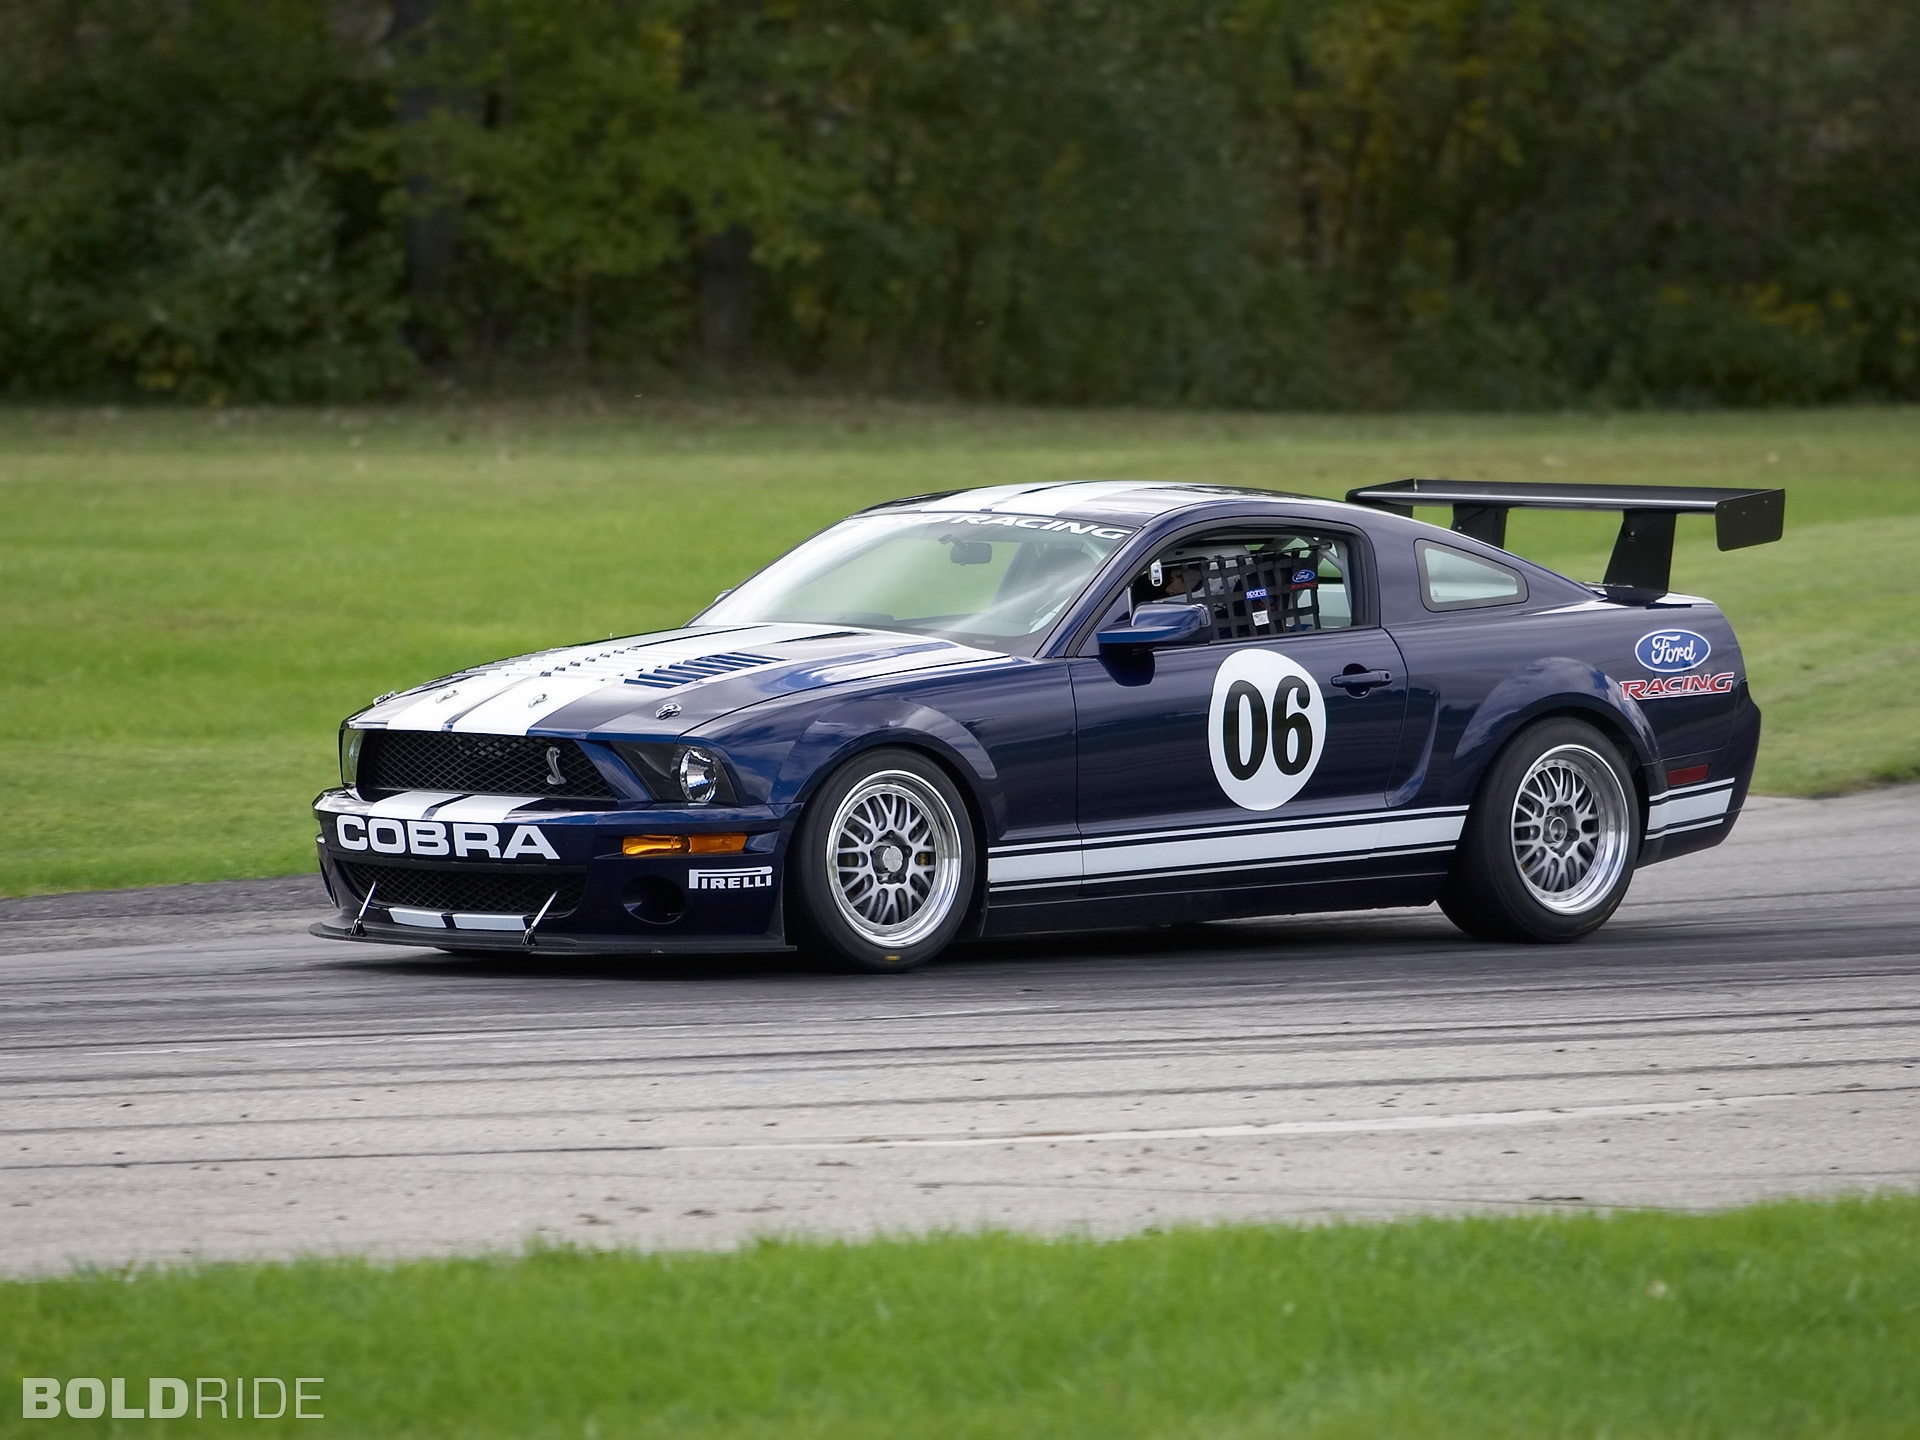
1330,668,1393,694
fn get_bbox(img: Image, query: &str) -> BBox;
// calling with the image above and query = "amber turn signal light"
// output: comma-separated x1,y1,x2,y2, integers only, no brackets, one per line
622,835,685,856
622,833,748,857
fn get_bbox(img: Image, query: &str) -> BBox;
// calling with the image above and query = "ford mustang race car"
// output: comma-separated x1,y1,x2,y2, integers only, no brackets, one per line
312,478,1783,971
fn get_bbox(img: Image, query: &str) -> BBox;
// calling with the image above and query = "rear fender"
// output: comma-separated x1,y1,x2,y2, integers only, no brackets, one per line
1454,657,1662,805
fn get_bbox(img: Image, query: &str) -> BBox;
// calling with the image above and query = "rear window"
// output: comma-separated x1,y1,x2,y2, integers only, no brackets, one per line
1417,540,1527,611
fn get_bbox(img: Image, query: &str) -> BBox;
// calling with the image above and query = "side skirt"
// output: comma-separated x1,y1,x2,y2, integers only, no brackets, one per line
978,867,1448,938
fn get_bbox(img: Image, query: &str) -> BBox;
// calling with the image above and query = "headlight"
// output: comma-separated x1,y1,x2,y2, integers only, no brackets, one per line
678,748,721,803
611,741,739,806
340,727,365,790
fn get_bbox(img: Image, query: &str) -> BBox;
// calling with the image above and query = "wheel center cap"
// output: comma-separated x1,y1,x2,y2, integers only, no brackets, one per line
876,843,905,875
1545,812,1570,848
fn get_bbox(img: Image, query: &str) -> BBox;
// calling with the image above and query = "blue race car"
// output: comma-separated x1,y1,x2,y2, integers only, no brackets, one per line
312,478,1783,971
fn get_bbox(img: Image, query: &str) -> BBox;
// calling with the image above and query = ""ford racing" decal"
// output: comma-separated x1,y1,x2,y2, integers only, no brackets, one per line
1635,629,1711,673
1621,672,1736,701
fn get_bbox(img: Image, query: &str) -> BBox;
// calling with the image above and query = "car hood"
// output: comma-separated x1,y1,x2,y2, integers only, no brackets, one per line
350,624,1012,737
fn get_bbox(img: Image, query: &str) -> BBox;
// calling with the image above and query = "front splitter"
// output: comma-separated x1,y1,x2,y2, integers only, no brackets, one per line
309,918,794,955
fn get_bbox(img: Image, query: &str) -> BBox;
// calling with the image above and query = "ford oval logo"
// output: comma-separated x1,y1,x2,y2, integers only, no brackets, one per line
1291,568,1318,585
1635,629,1711,674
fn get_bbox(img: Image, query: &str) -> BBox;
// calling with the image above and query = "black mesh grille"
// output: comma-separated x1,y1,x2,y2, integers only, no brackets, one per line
360,732,615,799
338,860,587,918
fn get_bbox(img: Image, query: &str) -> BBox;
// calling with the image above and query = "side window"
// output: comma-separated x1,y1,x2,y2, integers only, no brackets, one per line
1417,540,1527,611
1132,530,1357,642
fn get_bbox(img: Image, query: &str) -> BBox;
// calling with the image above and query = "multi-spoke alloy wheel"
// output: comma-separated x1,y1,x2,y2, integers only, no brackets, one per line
1509,744,1631,914
790,749,977,971
1441,719,1641,943
827,771,964,946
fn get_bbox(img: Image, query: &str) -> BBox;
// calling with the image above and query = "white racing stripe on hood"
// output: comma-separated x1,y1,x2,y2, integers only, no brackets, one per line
379,672,529,733
374,625,804,736
451,674,611,735
362,624,1006,739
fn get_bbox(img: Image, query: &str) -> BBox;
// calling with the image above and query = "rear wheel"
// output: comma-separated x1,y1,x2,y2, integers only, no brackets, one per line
788,748,976,972
1440,718,1640,943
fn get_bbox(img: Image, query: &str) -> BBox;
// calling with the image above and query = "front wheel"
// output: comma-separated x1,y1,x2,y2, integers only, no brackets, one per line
788,748,977,972
1440,718,1640,943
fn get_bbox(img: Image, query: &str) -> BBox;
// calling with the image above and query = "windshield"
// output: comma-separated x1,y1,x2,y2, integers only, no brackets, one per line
701,512,1132,654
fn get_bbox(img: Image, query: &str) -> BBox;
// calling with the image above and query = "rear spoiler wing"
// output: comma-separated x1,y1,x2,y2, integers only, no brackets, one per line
1345,479,1785,594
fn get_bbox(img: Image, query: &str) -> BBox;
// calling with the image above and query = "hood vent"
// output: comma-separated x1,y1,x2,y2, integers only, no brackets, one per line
622,651,778,690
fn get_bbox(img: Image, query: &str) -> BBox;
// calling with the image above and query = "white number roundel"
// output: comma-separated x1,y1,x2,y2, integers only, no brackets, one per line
1206,649,1326,810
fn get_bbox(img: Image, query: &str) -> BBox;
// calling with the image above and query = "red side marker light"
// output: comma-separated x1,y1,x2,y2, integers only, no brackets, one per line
1666,764,1711,787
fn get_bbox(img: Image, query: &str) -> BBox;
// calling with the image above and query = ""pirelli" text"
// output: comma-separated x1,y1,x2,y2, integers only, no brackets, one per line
687,866,773,891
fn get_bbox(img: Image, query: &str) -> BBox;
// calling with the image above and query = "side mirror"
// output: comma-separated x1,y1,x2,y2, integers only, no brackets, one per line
1097,601,1211,650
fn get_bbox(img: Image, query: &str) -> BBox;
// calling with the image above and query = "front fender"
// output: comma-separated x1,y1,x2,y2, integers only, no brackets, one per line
1453,656,1662,796
772,698,1003,833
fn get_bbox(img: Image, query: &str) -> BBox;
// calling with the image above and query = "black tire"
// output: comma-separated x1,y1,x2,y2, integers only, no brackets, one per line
787,748,978,973
1440,717,1641,944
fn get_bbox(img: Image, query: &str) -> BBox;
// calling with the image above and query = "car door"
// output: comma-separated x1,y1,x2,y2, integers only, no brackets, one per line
1064,522,1412,910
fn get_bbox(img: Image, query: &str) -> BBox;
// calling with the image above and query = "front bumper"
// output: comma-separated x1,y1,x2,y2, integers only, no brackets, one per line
312,789,794,954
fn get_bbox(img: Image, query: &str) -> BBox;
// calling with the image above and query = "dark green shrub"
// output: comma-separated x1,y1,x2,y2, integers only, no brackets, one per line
1,0,1916,406
0,0,408,400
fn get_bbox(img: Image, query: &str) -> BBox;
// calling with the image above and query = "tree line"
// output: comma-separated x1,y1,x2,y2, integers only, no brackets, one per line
3,0,1915,406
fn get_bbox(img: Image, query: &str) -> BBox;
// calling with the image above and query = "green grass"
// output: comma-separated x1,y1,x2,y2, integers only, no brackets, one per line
2,402,1916,896
3,1197,1916,1437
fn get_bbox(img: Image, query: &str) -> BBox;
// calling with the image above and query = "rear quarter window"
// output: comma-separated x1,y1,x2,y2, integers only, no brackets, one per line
1417,540,1528,611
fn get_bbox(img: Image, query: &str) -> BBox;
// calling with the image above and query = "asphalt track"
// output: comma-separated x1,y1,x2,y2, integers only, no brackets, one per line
2,788,1915,1277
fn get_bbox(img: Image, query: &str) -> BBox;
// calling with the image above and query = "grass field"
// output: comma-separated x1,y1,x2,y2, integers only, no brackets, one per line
5,1196,1916,1437
1,401,1916,896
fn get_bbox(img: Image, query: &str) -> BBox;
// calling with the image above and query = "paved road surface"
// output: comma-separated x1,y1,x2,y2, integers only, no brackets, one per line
2,789,1915,1277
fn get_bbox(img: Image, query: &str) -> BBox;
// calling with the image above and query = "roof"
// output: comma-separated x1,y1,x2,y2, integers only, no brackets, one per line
875,480,1322,527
